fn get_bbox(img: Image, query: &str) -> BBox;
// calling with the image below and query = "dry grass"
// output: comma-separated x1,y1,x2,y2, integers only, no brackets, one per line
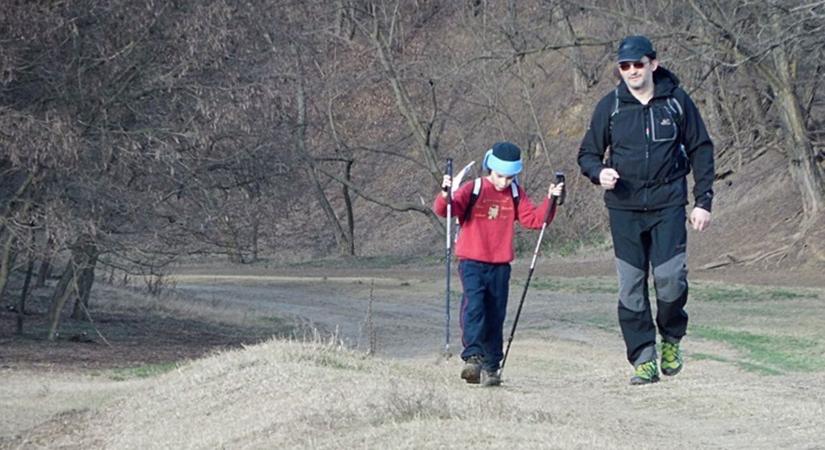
0,370,141,442
4,274,825,449
48,338,620,449
7,332,822,449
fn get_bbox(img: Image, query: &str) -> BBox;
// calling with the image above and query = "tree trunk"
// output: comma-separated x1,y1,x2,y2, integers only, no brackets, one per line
221,216,246,263
0,229,16,304
776,87,825,224
36,257,51,287
251,212,260,263
71,253,98,320
47,235,97,340
342,159,356,256
289,40,354,255
770,44,825,225
36,236,54,288
47,264,75,341
17,226,36,334
18,253,35,335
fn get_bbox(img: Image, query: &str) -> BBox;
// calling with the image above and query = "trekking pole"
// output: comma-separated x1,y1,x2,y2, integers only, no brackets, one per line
443,158,454,357
499,172,565,377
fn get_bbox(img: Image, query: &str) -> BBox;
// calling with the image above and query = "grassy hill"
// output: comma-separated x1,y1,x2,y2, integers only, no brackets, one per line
11,334,824,449
4,275,825,448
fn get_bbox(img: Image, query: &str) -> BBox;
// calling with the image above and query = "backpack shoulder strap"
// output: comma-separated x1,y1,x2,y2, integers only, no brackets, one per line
463,178,483,222
666,96,684,128
607,87,620,164
666,96,683,117
667,89,687,130
664,92,686,146
510,180,520,220
510,181,520,204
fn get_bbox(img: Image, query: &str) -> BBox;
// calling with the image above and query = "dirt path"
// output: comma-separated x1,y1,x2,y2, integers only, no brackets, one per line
170,272,825,448
3,268,825,448
171,273,626,359
173,275,458,358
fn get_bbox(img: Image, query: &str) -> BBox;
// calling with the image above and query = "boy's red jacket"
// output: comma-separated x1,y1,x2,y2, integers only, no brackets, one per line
433,177,556,264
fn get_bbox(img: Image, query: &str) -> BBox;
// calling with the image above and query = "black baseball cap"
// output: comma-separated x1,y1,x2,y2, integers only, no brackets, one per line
617,35,656,62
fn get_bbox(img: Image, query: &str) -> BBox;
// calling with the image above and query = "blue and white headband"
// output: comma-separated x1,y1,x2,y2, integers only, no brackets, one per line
483,148,523,177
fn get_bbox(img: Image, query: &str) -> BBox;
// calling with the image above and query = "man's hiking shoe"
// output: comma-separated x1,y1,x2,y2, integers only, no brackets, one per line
630,360,660,385
460,356,483,384
661,341,683,376
481,370,501,387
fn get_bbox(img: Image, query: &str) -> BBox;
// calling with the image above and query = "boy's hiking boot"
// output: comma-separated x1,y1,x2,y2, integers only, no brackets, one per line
630,360,660,385
661,341,683,376
461,355,483,384
481,370,501,387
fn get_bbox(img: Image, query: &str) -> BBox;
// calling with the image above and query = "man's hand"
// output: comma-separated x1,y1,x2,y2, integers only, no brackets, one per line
599,168,620,190
441,175,452,198
689,207,711,231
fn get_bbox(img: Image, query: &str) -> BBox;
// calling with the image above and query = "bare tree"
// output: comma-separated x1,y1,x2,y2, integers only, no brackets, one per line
680,0,825,226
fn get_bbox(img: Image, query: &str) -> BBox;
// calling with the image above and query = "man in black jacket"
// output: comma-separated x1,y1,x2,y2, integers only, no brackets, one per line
578,35,715,385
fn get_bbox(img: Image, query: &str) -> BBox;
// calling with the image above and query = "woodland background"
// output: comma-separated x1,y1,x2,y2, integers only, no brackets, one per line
2,0,824,338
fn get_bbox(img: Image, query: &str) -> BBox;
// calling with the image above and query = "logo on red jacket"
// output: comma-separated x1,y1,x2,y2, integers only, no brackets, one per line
487,204,500,220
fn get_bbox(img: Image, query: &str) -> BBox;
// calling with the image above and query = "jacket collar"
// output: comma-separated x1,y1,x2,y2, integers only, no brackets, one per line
617,66,681,103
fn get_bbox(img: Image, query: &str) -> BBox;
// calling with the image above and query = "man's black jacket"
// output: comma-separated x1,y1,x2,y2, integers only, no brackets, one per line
577,67,715,212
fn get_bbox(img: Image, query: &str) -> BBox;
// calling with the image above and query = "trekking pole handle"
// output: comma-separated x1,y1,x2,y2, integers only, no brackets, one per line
555,171,566,206
443,159,453,197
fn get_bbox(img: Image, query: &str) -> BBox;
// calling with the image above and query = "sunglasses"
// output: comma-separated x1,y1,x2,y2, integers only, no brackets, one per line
618,61,648,71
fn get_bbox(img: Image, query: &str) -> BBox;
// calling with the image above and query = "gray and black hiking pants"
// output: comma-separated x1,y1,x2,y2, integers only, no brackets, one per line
609,205,688,366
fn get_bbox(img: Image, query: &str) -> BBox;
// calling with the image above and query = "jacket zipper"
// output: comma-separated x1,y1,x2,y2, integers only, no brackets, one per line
643,105,651,210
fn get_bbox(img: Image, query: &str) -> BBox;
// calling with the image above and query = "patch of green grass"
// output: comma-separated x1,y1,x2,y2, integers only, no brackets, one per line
514,233,610,259
691,283,818,303
110,362,178,381
525,279,819,302
692,326,825,374
545,232,610,257
691,353,783,375
526,277,616,294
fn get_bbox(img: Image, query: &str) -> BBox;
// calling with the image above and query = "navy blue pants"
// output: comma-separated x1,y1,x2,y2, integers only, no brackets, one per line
458,259,511,372
609,205,689,366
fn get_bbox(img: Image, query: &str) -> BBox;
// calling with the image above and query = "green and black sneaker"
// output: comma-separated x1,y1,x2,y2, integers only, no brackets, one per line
630,360,660,385
661,341,683,376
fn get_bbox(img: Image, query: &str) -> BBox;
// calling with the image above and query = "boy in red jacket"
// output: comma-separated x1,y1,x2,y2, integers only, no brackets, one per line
433,142,564,386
